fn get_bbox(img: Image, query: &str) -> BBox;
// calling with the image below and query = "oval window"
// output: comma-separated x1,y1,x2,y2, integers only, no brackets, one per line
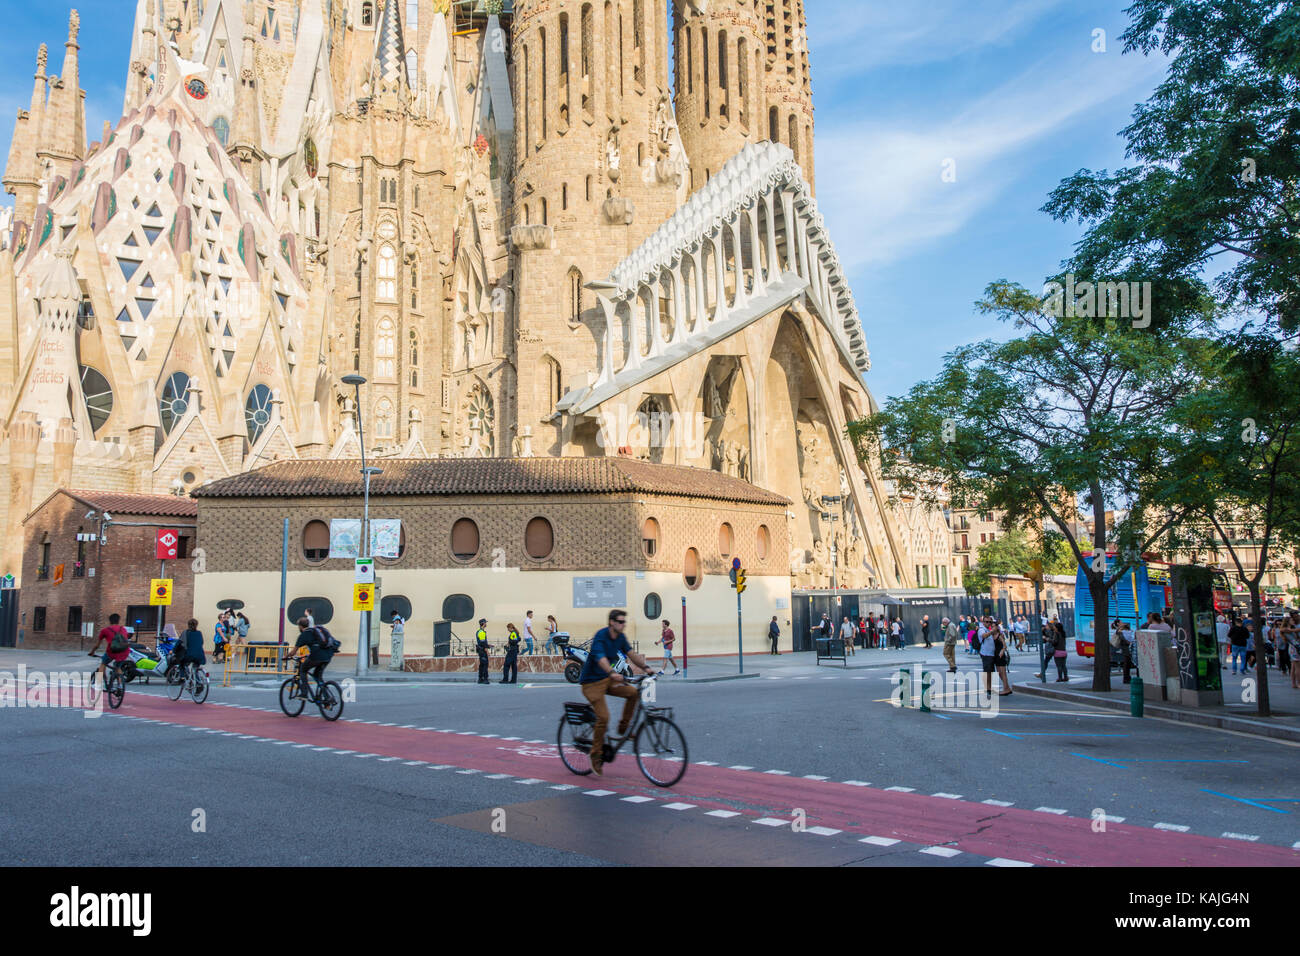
380,595,412,623
641,517,660,557
286,597,333,625
525,516,554,560
757,524,771,561
451,518,480,561
644,592,663,620
302,520,330,563
684,548,701,590
719,522,734,558
442,594,475,623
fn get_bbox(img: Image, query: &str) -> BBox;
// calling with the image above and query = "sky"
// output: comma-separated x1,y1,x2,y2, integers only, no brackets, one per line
0,1,1170,405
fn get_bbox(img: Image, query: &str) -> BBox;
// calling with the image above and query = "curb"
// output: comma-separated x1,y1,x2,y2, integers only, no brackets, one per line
677,672,761,683
1014,682,1300,743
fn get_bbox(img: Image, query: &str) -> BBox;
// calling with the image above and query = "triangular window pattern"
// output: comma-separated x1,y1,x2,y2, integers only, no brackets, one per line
223,349,235,368
123,233,139,247
276,292,288,311
145,202,162,218
120,335,136,350
223,323,233,337
131,196,140,209
134,346,147,361
143,226,162,245
153,169,163,183
136,298,156,320
116,307,131,323
118,258,142,280
217,251,227,266
217,48,227,71
219,277,231,295
60,225,73,240
140,274,155,289
212,211,221,226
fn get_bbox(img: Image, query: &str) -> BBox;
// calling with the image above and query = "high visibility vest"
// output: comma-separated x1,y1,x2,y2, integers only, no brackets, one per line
476,629,487,644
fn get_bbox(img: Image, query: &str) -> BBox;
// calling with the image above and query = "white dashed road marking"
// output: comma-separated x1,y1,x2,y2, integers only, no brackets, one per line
706,810,740,818
860,836,899,846
981,799,1014,807
986,858,1034,867
920,846,962,858
622,796,656,804
754,818,788,828
1154,823,1189,832
842,780,871,787
806,826,841,837
931,793,962,799
1222,832,1260,842
584,790,615,797
885,786,915,793
662,802,696,811
1034,807,1068,815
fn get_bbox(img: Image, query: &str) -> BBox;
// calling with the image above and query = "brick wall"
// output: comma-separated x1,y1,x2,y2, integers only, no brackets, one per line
20,492,197,649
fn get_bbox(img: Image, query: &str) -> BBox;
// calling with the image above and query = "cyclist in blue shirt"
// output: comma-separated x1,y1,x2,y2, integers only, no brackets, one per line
579,609,655,776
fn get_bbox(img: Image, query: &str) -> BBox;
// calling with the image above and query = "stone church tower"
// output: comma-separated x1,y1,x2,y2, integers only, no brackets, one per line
0,1,955,593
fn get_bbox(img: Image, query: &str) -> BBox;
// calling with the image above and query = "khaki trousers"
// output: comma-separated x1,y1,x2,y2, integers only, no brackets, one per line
943,643,957,669
582,677,638,770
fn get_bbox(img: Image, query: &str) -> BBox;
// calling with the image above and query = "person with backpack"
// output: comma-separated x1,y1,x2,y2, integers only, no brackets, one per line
88,613,132,683
283,616,338,698
178,618,206,674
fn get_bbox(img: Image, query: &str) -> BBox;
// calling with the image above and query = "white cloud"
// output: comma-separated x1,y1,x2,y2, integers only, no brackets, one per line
810,0,1067,74
815,50,1166,269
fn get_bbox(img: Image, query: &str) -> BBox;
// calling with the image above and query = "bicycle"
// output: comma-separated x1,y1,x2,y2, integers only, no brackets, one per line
86,655,126,710
279,665,344,721
557,672,688,787
166,660,210,704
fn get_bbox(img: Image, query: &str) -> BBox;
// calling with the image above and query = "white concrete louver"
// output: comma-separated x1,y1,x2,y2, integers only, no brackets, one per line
568,142,868,417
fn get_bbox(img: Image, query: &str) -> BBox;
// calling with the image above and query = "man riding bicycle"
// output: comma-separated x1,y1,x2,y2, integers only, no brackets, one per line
284,617,336,698
87,613,131,683
579,609,654,776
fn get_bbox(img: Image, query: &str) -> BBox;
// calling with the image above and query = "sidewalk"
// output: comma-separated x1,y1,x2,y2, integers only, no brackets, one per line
1014,659,1300,743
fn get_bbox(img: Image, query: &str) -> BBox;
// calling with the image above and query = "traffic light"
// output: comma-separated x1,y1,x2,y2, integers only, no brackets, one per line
1028,559,1043,584
736,569,747,594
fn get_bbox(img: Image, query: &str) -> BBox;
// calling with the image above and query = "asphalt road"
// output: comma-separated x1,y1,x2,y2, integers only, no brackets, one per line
2,649,1297,866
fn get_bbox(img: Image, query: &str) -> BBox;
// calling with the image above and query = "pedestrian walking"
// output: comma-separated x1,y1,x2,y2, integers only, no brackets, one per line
655,619,681,674
523,610,536,655
475,618,490,684
1278,613,1296,676
857,616,868,650
500,623,520,683
1227,615,1249,675
890,617,902,650
993,623,1013,696
867,613,879,648
768,616,781,655
1050,617,1069,681
840,615,856,656
236,612,250,643
1215,614,1231,665
978,620,999,697
941,616,958,673
544,614,560,654
921,615,932,648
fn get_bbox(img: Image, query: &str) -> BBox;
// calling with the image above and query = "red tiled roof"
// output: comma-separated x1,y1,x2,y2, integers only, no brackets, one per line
191,457,790,507
66,490,198,518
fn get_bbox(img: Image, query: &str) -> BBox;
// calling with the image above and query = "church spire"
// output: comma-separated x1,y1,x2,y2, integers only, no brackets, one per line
2,44,49,224
370,0,410,99
228,0,264,192
49,10,86,162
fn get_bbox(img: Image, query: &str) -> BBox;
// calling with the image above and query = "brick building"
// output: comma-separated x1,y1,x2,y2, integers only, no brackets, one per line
192,457,791,656
18,490,197,649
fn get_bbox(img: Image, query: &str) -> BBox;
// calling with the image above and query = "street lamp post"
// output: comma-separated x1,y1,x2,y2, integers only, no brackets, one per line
342,374,373,678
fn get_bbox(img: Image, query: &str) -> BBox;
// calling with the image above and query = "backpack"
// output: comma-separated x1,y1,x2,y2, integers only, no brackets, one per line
108,627,129,654
308,625,341,654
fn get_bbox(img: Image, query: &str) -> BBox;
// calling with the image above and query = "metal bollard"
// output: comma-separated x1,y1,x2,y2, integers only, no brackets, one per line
919,670,934,712
1130,675,1144,717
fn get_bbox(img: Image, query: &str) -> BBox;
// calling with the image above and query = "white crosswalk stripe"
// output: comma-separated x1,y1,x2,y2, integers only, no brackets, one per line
706,810,740,818
806,826,841,836
981,799,1014,807
860,836,899,846
754,818,788,827
920,846,962,858
986,858,1033,867
1154,823,1189,832
662,802,696,811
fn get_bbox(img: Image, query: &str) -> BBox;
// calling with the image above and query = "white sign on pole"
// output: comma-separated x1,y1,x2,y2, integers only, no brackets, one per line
355,558,375,584
329,519,361,558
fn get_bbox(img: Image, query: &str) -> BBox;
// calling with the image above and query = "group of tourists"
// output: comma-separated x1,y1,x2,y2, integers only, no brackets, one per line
210,610,250,662
1217,610,1300,687
811,612,908,653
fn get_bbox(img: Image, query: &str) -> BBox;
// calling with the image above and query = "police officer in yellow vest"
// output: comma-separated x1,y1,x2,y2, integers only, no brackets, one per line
475,619,490,684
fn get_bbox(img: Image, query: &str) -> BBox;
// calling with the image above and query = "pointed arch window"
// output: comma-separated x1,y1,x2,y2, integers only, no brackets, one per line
409,258,419,309
406,0,417,33
375,397,395,439
79,366,113,435
376,317,396,380
213,116,230,146
376,243,396,299
568,267,584,326
245,384,273,444
409,329,420,388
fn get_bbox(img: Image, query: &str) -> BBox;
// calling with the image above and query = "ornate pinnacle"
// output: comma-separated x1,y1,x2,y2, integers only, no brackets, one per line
37,43,48,75
69,9,80,43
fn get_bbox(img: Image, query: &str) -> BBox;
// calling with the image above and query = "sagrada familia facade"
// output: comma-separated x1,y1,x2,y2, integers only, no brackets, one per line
0,0,956,593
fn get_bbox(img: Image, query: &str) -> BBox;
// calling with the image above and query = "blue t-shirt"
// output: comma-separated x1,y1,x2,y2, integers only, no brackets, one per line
579,627,631,684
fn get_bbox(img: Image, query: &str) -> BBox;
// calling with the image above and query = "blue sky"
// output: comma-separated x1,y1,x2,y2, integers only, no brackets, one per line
0,1,1169,404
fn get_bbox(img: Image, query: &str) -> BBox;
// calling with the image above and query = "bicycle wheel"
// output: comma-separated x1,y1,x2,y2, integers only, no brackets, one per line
556,715,594,776
316,681,344,721
106,671,125,711
279,678,305,717
167,668,186,701
635,716,688,788
165,663,183,686
190,669,210,704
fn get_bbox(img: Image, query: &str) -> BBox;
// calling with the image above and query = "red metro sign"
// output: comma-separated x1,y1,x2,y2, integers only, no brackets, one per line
156,529,179,560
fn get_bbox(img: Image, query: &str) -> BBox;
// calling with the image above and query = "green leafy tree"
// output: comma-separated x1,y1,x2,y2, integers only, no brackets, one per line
1042,530,1079,577
965,528,1036,595
1162,330,1300,715
1043,0,1300,331
849,282,1209,691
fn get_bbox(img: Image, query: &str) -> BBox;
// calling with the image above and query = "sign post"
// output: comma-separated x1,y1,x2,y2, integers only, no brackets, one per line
730,557,746,674
680,595,688,679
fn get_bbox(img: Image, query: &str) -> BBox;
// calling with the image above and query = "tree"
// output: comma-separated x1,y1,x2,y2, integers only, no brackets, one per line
1162,329,1300,716
1043,0,1300,332
848,282,1209,691
1042,529,1079,577
965,528,1036,595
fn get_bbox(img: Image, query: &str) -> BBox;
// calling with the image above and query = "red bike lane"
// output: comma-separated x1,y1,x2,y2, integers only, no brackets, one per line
107,694,1300,867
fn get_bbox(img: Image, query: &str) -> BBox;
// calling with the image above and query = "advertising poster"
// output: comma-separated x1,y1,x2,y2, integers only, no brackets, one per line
329,519,362,559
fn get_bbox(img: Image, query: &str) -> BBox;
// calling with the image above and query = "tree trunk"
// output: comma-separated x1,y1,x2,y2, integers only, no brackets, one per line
1090,573,1112,692
1249,583,1271,717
